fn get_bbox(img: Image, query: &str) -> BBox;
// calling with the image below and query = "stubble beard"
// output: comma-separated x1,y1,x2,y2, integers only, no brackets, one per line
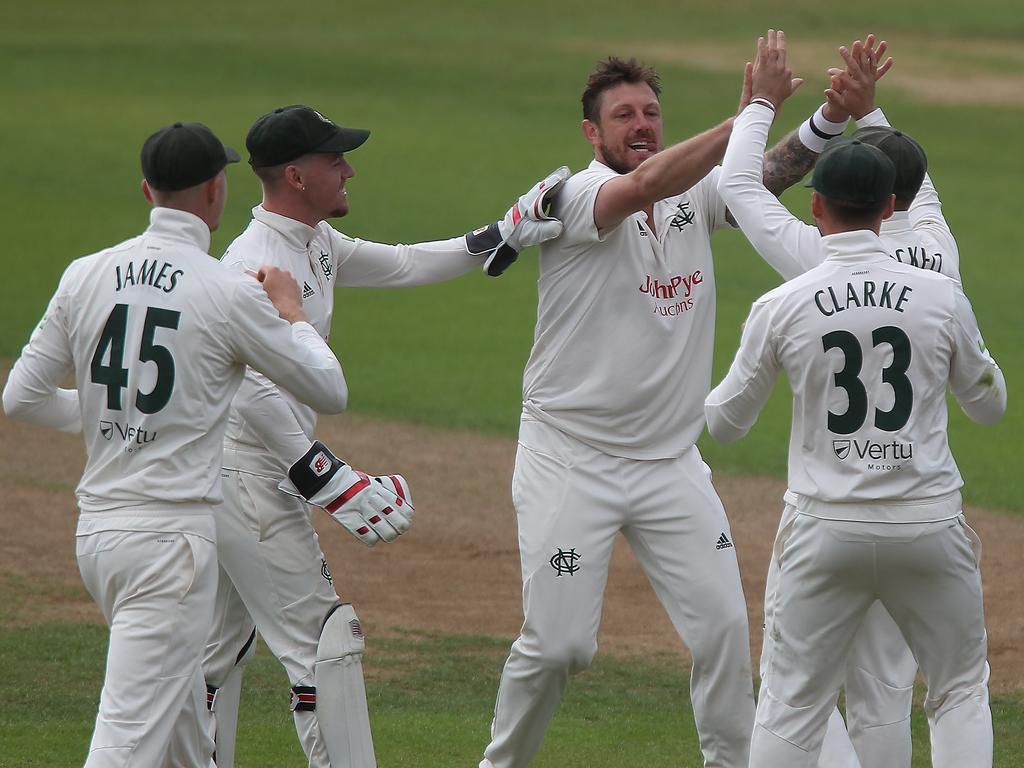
599,140,657,176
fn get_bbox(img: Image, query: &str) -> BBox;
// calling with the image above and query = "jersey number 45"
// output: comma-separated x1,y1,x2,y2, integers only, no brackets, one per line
90,303,180,414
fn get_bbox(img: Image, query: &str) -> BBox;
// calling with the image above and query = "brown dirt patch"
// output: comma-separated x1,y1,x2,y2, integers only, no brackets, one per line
1,366,1021,691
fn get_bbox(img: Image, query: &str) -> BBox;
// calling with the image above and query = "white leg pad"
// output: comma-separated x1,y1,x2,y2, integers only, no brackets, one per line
207,629,256,768
314,604,376,767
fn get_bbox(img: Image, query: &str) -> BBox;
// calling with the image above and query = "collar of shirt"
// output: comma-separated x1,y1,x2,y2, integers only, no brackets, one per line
147,207,212,253
819,229,891,266
879,210,912,236
588,158,617,177
252,205,320,250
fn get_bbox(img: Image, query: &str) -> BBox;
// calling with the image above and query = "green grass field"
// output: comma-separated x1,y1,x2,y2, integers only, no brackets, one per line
3,625,1023,767
2,1,1022,765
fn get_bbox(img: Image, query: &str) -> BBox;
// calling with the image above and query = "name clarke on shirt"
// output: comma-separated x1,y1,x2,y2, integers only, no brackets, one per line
814,279,912,317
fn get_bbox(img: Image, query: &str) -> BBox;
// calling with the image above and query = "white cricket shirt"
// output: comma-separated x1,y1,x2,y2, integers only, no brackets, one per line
708,102,1003,520
522,160,730,459
719,104,961,284
2,207,346,532
705,230,1005,520
221,206,481,475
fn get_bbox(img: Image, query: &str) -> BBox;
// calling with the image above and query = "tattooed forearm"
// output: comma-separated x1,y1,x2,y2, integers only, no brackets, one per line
762,129,818,197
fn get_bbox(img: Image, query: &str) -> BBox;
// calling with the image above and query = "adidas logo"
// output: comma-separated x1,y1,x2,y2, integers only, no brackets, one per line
302,282,315,299
715,532,733,550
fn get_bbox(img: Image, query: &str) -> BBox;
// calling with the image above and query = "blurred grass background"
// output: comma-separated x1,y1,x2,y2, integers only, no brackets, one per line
2,1,1020,510
1,3,1022,765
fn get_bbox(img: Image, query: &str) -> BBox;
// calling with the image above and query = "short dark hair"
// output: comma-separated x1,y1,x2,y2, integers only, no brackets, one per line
819,194,891,230
581,57,661,122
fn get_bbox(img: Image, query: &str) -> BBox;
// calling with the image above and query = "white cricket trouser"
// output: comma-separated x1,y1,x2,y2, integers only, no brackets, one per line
751,509,991,768
481,417,754,768
77,527,217,768
762,505,918,768
204,469,339,767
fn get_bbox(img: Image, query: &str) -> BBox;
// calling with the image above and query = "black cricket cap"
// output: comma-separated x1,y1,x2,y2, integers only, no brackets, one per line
806,137,896,208
246,105,370,168
851,126,928,203
141,122,240,192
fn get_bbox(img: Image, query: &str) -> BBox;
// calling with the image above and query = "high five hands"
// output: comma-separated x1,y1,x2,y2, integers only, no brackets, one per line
825,34,895,120
742,30,804,114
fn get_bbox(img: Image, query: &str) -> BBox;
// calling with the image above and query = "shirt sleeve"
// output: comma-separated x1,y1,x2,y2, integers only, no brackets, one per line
947,287,1006,425
718,104,824,280
906,174,961,282
331,229,479,288
226,277,348,414
551,169,616,247
855,108,961,282
704,297,782,443
230,370,315,467
690,166,732,233
2,273,82,433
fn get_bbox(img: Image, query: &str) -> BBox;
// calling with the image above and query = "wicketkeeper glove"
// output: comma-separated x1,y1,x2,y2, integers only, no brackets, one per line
465,166,570,277
278,441,414,547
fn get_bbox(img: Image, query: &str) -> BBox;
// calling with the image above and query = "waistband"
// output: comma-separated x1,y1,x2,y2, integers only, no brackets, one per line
784,489,962,523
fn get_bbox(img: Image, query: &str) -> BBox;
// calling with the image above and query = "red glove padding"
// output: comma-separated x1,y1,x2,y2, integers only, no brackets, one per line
279,441,415,547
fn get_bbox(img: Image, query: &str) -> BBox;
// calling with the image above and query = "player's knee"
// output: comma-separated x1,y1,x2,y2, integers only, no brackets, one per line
923,663,990,722
756,681,836,752
316,603,365,664
205,626,257,691
535,635,597,674
846,665,913,726
693,604,749,657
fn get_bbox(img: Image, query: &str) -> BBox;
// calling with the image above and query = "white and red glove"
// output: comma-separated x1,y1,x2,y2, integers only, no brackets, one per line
465,166,570,277
279,441,414,547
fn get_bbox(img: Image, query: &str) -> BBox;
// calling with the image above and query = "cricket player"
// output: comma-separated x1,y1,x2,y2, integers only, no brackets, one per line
2,122,348,767
200,104,569,767
718,37,963,768
477,32,868,768
705,37,1006,768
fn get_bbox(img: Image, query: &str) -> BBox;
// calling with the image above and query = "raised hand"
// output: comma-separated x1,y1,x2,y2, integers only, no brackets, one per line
825,34,894,120
750,29,804,113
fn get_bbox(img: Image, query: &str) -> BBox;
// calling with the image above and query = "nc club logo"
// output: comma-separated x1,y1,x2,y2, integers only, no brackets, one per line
319,251,333,280
833,440,851,460
550,547,581,576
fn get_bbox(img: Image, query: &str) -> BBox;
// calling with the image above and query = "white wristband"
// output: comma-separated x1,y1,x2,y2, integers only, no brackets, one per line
749,97,776,112
798,104,850,153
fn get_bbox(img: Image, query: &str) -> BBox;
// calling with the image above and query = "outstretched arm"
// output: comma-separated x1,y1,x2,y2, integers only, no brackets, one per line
593,118,735,233
762,33,892,198
335,167,570,286
719,29,827,279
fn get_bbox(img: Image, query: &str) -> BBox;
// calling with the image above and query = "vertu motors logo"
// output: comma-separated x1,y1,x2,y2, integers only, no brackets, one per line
833,440,851,460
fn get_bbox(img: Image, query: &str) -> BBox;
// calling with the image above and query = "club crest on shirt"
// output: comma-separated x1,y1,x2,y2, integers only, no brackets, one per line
318,251,333,280
669,200,695,231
